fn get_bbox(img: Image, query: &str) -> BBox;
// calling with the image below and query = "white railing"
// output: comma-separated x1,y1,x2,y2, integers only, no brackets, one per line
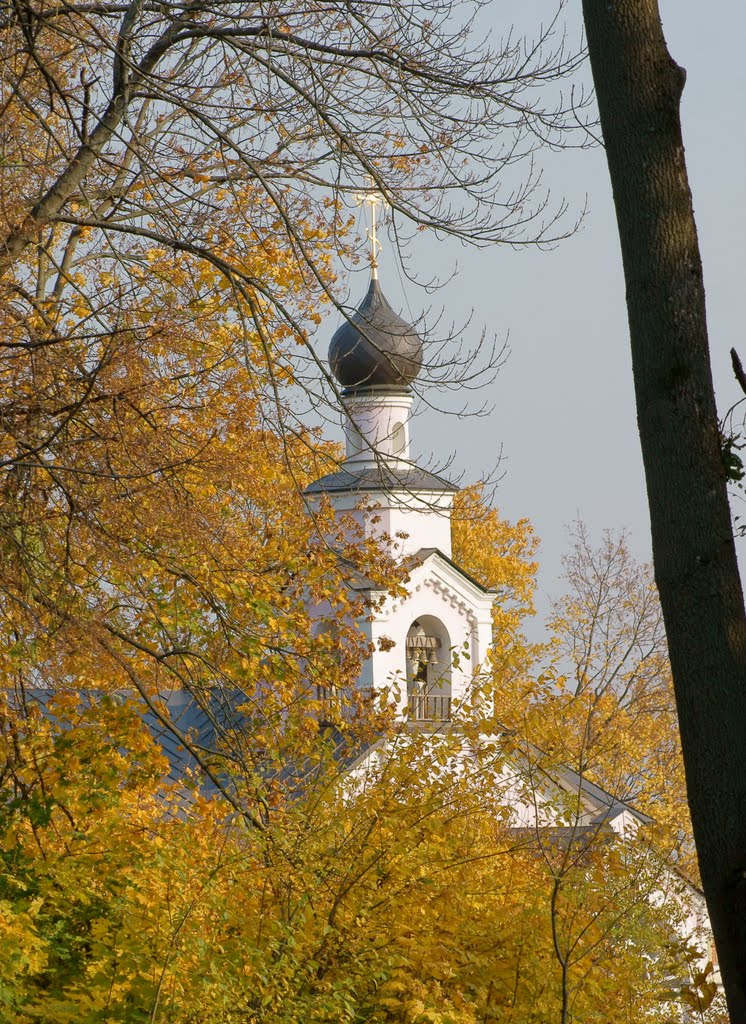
408,693,451,722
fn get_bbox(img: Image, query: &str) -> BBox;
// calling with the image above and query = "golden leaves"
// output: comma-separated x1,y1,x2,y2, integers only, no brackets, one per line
0,676,715,1024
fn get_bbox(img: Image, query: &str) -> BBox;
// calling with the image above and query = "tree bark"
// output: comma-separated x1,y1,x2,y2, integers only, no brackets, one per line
581,1,746,1017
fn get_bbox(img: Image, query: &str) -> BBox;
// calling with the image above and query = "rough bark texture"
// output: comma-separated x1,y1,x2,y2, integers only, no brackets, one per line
581,1,746,1017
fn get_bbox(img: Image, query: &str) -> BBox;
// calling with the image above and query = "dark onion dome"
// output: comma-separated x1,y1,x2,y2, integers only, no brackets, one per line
329,277,423,388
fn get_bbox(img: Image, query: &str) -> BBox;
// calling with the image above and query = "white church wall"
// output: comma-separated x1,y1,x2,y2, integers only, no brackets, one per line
316,490,454,558
385,501,453,558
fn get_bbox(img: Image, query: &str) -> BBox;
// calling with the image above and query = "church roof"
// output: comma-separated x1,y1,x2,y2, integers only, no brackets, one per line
22,687,374,801
329,277,423,389
412,547,499,595
560,765,654,826
22,689,657,843
501,730,654,827
305,463,457,496
335,547,498,597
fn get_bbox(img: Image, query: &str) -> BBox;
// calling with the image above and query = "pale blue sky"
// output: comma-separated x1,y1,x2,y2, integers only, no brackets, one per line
324,2,746,626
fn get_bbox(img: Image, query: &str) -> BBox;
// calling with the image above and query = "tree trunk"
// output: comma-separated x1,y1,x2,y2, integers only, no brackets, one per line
581,1,746,1017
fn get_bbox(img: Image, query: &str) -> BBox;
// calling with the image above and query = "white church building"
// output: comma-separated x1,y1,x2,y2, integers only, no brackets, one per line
304,268,652,831
302,266,714,987
306,271,494,727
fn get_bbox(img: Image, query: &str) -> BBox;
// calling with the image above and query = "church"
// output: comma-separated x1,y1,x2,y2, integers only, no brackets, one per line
126,243,713,1005
299,263,714,989
305,269,493,733
303,265,650,831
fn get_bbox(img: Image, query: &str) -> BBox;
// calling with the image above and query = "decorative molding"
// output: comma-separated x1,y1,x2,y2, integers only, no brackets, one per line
423,575,479,627
387,573,481,629
381,558,492,632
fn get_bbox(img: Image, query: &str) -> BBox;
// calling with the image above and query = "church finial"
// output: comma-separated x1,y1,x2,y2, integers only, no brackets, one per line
330,184,422,389
355,182,386,280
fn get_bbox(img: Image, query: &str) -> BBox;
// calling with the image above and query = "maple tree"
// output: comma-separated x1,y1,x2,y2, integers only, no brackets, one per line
449,496,721,1021
0,18,403,808
0,209,399,821
0,0,582,816
546,526,693,874
454,508,694,876
1,685,715,1023
0,444,720,1019
0,472,719,1022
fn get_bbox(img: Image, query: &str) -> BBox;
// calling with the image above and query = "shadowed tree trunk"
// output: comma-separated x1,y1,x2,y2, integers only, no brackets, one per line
581,1,746,1016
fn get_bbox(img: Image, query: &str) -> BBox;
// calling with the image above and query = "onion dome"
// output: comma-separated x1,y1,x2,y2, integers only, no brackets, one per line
329,278,423,389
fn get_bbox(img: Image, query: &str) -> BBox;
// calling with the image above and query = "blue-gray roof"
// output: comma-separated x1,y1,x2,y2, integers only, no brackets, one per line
305,463,457,496
22,687,375,801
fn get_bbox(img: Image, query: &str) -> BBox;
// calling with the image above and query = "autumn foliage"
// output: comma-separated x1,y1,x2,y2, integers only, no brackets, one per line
0,4,721,1017
0,232,719,1021
0,688,711,1023
0,465,722,1021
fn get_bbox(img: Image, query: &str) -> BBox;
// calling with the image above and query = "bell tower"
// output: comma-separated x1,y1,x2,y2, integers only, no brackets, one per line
305,275,457,557
305,195,494,721
305,266,495,721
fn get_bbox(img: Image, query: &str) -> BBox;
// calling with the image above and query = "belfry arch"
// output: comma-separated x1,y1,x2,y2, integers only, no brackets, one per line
406,616,452,722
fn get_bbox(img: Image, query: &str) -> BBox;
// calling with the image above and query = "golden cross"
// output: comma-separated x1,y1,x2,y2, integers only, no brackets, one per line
355,184,387,279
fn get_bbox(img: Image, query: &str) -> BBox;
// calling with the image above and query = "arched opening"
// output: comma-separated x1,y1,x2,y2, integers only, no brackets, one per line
391,420,406,456
313,621,342,723
406,617,452,722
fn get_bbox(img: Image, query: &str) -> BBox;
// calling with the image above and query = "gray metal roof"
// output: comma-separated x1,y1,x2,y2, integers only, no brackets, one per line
305,463,457,496
329,277,423,388
23,687,375,800
507,732,654,826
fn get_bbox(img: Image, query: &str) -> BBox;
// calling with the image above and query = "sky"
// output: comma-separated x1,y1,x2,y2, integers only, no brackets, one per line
322,1,746,627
